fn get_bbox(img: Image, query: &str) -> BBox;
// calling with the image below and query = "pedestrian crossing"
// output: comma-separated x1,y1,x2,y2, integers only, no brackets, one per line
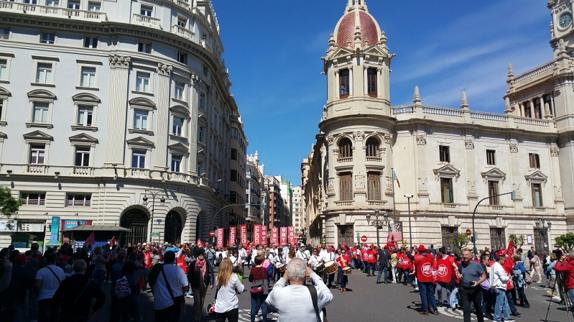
237,308,279,322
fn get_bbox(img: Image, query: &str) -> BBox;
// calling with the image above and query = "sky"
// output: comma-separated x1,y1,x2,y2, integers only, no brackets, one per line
212,0,553,185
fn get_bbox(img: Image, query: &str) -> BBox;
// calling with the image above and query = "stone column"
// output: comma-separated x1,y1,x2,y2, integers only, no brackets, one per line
153,63,172,170
105,55,131,166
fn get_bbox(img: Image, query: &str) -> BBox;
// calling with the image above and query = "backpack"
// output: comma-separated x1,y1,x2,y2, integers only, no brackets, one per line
114,276,132,299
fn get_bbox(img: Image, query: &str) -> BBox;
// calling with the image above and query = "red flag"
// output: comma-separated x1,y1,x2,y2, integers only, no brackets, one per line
506,240,515,256
253,224,262,245
110,236,117,247
239,224,248,246
261,226,268,246
85,232,95,247
271,227,279,246
216,228,225,248
228,227,237,247
288,226,296,246
280,227,288,246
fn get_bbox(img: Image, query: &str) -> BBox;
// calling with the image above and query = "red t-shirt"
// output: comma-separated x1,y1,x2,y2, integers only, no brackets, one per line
503,257,515,290
435,255,454,284
415,253,435,283
367,249,378,263
361,248,369,262
144,252,152,269
337,254,351,268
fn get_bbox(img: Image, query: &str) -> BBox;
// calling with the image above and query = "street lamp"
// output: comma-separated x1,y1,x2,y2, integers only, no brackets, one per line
143,190,166,243
404,194,414,249
366,210,389,247
472,191,514,256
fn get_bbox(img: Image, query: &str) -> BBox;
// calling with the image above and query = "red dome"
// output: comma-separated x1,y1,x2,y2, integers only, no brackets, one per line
335,11,380,49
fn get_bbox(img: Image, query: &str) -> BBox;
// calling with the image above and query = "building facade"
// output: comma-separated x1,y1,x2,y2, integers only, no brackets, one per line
302,0,570,252
246,151,264,223
291,185,304,235
0,0,247,247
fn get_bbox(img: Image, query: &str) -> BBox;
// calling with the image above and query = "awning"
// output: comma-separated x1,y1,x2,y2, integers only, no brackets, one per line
64,224,130,232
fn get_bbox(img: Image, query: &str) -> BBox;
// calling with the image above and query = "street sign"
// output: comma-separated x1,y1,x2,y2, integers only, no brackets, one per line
465,229,472,236
360,235,368,243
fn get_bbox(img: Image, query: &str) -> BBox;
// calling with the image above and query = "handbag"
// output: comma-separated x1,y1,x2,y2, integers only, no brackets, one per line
207,285,222,315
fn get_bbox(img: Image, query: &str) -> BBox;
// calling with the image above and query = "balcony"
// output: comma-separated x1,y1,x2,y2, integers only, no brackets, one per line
26,164,48,174
72,166,95,176
366,156,382,162
172,24,194,41
132,14,161,29
337,157,353,163
367,200,385,206
335,200,353,206
0,2,107,22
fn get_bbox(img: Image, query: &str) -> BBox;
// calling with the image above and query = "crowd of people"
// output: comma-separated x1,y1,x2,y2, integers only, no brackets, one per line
0,239,572,322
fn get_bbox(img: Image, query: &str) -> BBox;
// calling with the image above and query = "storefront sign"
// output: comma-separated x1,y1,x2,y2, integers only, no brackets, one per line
18,222,44,232
61,219,92,231
49,216,60,245
0,219,17,232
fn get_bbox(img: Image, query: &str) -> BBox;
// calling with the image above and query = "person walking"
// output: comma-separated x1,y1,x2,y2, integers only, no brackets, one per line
376,246,390,284
414,244,437,315
214,258,244,322
188,247,213,322
36,251,66,322
249,255,269,322
491,253,511,322
266,258,333,321
336,248,351,292
529,252,543,283
511,255,529,308
456,249,486,322
150,251,188,322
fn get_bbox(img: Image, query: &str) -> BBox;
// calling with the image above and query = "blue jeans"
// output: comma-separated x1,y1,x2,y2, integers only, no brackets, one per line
250,293,268,322
419,282,436,313
568,289,574,307
377,266,389,283
494,288,510,321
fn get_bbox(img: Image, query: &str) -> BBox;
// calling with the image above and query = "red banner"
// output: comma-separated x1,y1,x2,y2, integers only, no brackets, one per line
253,224,262,245
271,227,279,246
280,227,288,246
240,224,248,246
228,226,236,247
216,228,225,249
261,226,268,246
288,226,296,246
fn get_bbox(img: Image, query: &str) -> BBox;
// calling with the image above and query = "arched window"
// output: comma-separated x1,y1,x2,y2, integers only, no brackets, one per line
365,137,380,158
339,69,350,99
338,137,353,160
367,68,378,97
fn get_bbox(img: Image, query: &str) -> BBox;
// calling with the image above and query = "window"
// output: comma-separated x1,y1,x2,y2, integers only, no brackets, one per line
488,180,499,205
198,126,205,143
29,144,45,164
0,28,9,40
231,148,237,160
140,5,153,16
135,72,150,92
32,102,49,123
439,145,450,163
40,32,55,44
138,42,152,53
177,17,187,28
531,183,543,208
337,137,353,160
523,101,532,118
171,154,182,172
67,0,80,9
24,0,38,4
441,226,458,254
20,192,46,206
77,105,93,126
365,137,380,158
177,51,188,64
199,93,206,110
230,169,238,182
83,37,98,48
45,0,59,6
172,115,184,136
80,66,96,87
367,172,381,200
133,109,148,130
486,149,496,166
534,99,542,119
339,172,353,201
440,178,454,203
87,1,100,11
490,228,506,252
339,68,350,98
0,59,7,80
230,191,237,203
529,153,540,169
66,193,91,207
174,82,185,100
74,146,90,167
131,149,146,168
0,99,4,121
36,63,53,84
367,67,378,97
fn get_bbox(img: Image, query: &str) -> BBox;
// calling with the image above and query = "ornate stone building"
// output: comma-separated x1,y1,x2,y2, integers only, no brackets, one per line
302,0,571,252
0,0,246,247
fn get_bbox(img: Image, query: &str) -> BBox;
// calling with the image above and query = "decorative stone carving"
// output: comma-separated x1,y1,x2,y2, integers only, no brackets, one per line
327,178,335,194
550,144,559,157
157,63,173,77
353,131,365,141
383,133,392,144
354,174,366,189
326,135,335,145
109,55,131,69
465,139,475,150
416,134,427,145
509,143,518,153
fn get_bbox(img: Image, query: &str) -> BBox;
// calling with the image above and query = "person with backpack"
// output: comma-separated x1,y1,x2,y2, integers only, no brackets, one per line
149,250,188,322
249,255,269,322
188,247,213,322
511,254,530,308
52,259,104,322
213,258,245,322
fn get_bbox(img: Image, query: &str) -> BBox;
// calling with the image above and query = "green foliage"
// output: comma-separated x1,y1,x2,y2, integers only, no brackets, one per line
0,187,20,217
509,234,525,248
456,233,470,251
555,233,574,252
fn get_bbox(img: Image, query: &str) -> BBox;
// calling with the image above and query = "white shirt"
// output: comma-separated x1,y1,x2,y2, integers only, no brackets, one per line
36,264,66,300
490,262,510,290
319,249,329,262
152,264,189,310
266,273,333,322
308,255,321,269
215,273,245,313
239,248,248,260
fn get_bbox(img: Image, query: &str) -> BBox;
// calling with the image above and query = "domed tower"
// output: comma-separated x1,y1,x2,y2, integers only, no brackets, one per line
318,0,394,246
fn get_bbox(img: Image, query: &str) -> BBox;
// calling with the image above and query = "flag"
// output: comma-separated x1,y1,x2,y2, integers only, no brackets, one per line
110,236,117,248
506,240,515,256
84,232,95,247
392,168,401,188
196,239,204,248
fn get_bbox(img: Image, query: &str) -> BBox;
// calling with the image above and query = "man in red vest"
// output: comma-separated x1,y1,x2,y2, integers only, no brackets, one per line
435,247,456,306
415,244,437,315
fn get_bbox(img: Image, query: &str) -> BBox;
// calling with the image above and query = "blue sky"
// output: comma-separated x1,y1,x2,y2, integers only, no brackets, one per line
212,0,553,184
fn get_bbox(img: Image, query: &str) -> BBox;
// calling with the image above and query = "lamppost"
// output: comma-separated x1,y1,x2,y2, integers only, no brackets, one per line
404,194,414,249
472,191,514,256
366,210,389,247
143,190,165,243
535,218,552,252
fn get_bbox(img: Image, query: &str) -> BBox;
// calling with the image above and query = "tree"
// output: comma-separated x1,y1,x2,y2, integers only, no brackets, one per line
509,234,525,248
0,187,20,217
555,233,574,252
